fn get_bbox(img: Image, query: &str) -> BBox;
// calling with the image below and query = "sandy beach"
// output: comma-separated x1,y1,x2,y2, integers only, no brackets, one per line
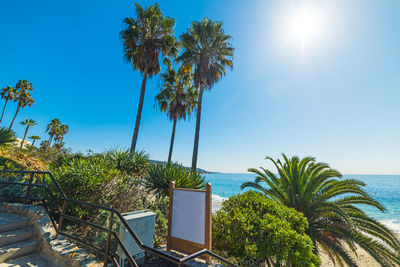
320,245,381,267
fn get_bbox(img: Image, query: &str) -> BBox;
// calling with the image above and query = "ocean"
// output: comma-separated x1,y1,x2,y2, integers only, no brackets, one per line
205,173,400,234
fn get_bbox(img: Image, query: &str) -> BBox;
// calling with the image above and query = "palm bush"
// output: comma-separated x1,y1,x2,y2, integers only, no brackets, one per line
0,127,17,149
105,149,149,176
213,191,320,267
144,163,206,199
242,154,400,266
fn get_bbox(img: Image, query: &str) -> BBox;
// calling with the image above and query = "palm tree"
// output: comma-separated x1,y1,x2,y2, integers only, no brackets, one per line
9,80,34,130
54,123,69,145
120,3,179,153
156,65,198,163
0,127,16,149
0,86,17,124
19,119,37,148
242,155,400,266
46,118,61,146
177,18,234,171
28,135,40,146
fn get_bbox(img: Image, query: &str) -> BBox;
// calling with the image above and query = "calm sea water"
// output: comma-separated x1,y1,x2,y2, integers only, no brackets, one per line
205,173,400,234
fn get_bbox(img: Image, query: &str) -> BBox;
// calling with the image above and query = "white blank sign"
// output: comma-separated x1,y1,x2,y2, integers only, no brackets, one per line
171,190,205,245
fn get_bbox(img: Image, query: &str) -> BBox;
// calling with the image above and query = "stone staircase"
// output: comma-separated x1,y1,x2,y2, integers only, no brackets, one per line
0,212,61,267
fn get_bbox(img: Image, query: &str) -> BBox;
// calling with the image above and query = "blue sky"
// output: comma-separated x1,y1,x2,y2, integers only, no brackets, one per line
0,0,399,174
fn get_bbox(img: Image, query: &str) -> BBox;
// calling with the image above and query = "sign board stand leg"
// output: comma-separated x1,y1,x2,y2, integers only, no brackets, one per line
205,183,212,264
167,181,175,251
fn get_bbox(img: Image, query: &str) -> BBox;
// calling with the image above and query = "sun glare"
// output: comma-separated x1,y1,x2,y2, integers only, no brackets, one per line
287,7,323,49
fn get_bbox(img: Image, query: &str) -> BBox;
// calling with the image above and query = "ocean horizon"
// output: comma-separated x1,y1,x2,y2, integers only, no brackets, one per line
206,173,400,234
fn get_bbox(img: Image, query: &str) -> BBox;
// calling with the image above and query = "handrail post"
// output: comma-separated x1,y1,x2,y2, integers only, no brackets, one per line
24,173,35,204
103,211,114,267
56,199,66,238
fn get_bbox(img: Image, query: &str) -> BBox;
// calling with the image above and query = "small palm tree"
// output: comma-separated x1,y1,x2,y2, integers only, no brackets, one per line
120,3,179,153
177,18,234,171
0,86,17,124
28,135,40,146
156,65,198,163
0,127,16,149
242,155,400,266
19,119,37,148
9,80,34,130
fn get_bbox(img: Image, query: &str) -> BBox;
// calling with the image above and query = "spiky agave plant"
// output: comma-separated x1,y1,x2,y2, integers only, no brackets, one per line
242,154,400,267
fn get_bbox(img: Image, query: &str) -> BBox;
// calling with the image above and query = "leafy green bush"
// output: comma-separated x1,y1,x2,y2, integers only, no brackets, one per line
0,155,25,170
0,156,27,199
145,197,169,247
144,163,206,199
213,191,320,267
50,156,121,218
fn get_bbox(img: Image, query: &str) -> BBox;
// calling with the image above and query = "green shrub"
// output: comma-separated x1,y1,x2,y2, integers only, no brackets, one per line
144,163,206,199
213,191,320,267
50,156,121,218
0,156,27,200
0,155,25,171
145,197,169,247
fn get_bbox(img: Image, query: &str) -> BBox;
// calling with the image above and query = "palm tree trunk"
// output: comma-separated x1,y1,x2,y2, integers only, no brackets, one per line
168,118,177,163
0,100,8,124
191,85,205,171
20,126,29,148
130,68,148,153
32,140,36,146
9,105,20,130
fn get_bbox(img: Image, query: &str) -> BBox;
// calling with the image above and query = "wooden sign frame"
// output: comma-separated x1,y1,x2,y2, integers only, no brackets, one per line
167,181,212,256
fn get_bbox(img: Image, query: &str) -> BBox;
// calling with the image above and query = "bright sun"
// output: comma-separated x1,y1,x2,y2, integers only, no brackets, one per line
287,7,323,48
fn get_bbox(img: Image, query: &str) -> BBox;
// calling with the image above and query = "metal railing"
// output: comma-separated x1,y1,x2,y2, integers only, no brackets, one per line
0,170,237,267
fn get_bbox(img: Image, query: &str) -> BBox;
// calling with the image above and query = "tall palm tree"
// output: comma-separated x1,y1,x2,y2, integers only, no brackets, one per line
120,3,179,153
28,135,40,146
177,18,234,171
156,65,198,163
0,86,17,124
9,80,34,130
46,118,61,146
242,155,400,266
19,119,37,148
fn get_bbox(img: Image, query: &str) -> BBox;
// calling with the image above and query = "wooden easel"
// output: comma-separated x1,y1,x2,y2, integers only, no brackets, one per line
167,181,212,262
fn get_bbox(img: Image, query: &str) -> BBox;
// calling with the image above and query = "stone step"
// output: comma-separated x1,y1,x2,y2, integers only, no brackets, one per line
0,213,29,233
1,253,63,267
0,227,34,247
0,239,39,263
